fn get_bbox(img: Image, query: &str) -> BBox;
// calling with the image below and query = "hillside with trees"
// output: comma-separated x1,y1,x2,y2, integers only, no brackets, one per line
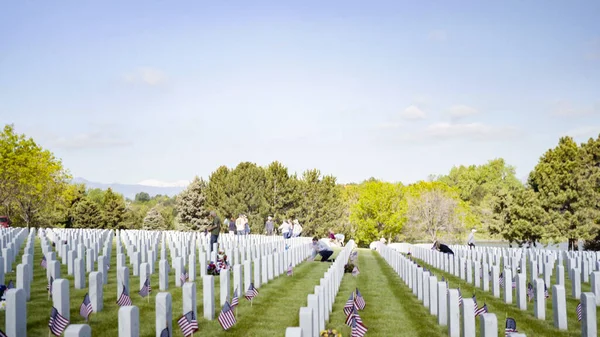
2,124,600,249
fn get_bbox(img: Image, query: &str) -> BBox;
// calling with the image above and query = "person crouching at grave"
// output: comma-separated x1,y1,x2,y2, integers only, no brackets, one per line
311,237,335,262
207,211,220,254
432,240,454,255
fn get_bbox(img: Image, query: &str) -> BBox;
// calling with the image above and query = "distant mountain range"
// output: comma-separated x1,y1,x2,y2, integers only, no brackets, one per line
72,177,187,200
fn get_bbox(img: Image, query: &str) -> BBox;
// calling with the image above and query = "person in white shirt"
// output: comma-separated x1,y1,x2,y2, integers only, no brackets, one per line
311,237,334,262
235,214,245,235
467,229,476,248
279,220,291,239
292,219,303,237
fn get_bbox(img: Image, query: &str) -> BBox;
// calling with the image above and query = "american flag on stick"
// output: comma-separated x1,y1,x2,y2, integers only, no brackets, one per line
117,285,132,306
7,280,14,289
180,268,189,284
79,293,93,321
177,311,199,337
576,302,583,321
352,266,360,276
231,288,239,308
218,301,236,330
287,263,293,276
544,283,549,298
48,307,69,336
526,282,534,302
499,272,504,287
245,283,258,301
355,288,366,310
139,277,151,298
47,276,54,295
458,287,463,307
475,303,488,317
41,256,47,269
350,313,368,337
343,292,357,316
345,308,365,327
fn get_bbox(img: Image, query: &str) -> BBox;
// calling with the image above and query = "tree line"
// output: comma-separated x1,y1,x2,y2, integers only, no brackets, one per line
2,124,599,249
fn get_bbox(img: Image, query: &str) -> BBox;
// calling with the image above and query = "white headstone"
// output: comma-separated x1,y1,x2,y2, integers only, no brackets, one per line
119,306,139,337
581,292,596,337
53,279,70,320
159,260,169,291
5,288,26,337
220,269,231,306
447,289,460,337
64,324,92,337
551,284,567,330
203,275,215,320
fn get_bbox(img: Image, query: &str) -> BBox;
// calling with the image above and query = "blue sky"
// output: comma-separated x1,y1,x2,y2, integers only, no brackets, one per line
1,1,599,186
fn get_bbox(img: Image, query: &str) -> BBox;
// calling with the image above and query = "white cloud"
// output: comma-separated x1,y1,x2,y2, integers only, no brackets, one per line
428,30,447,42
401,105,426,120
123,67,166,86
449,105,478,120
137,179,190,187
562,126,600,139
48,131,132,150
422,122,520,141
552,101,598,117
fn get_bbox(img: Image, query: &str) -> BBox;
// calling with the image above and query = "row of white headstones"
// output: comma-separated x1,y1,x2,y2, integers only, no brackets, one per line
2,226,326,337
381,242,599,337
285,240,357,337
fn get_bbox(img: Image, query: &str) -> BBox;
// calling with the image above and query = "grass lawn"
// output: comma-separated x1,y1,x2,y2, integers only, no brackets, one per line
0,237,337,336
328,249,447,337
410,253,600,336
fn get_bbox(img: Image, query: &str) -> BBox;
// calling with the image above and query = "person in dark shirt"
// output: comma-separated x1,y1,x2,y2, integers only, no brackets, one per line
432,240,454,255
207,211,220,254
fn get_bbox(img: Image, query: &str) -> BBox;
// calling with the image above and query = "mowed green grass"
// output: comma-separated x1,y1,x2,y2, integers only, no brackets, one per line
0,237,338,336
328,249,447,337
411,254,600,336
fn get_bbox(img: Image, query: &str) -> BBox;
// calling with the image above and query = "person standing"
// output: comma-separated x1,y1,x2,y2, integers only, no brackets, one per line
235,214,245,235
279,219,291,239
265,216,274,235
228,215,236,234
292,219,303,237
467,229,476,248
207,211,221,254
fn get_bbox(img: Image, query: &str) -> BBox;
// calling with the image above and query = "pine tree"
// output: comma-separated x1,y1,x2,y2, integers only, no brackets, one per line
176,176,211,230
72,197,104,228
143,206,167,230
103,188,126,229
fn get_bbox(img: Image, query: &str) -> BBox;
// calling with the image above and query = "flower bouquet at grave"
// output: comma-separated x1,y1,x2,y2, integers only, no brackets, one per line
207,262,220,276
320,329,342,337
344,263,355,274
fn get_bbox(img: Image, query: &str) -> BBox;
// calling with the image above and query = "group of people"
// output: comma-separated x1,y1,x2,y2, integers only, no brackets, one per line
224,214,251,235
275,218,303,239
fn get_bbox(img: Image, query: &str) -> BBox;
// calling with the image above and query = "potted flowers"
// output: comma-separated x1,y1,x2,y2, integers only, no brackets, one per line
320,329,342,337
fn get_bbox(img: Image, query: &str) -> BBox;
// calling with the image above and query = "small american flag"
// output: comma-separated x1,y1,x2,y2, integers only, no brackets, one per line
177,311,199,337
47,276,54,295
139,277,151,298
351,314,368,337
218,301,236,330
41,256,47,269
345,308,364,326
505,317,517,336
287,263,293,276
471,294,478,316
458,287,463,306
180,268,189,284
79,293,93,321
544,283,549,299
499,272,504,287
7,280,14,289
48,307,69,336
576,302,583,321
526,282,534,301
355,288,366,310
352,266,360,276
344,292,356,316
245,283,258,301
475,303,488,317
160,327,169,337
231,288,239,308
512,278,516,289
117,285,132,306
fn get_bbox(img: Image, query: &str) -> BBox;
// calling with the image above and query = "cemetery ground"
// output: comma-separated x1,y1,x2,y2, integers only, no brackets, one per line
409,255,600,337
0,236,455,337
